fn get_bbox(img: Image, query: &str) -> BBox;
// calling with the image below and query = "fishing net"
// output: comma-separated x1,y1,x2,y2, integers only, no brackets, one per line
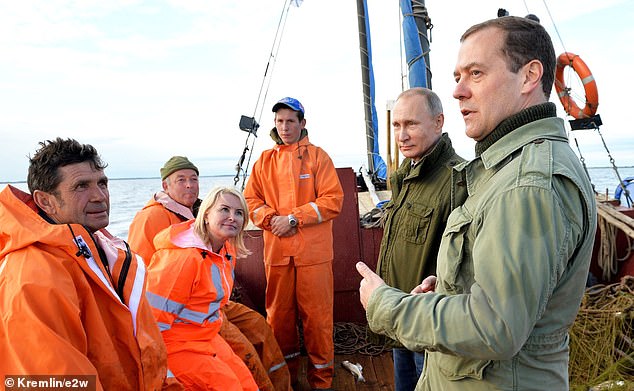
569,276,634,390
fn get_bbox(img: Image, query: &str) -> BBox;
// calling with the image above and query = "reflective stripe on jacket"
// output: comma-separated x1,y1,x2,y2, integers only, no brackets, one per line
129,193,288,390
244,136,344,265
367,117,597,390
146,220,234,355
0,185,176,390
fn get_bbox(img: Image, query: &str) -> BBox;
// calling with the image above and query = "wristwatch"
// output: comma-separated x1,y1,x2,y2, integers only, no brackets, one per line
288,214,298,227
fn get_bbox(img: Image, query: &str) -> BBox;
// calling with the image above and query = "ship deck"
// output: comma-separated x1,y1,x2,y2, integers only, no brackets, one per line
295,352,394,391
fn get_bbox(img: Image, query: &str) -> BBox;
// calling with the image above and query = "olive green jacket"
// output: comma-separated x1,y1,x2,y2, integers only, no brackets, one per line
367,116,597,390
377,133,463,293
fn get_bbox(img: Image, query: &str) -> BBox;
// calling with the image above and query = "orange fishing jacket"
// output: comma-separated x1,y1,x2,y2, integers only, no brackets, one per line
244,136,344,266
128,192,196,265
0,185,178,390
146,220,235,354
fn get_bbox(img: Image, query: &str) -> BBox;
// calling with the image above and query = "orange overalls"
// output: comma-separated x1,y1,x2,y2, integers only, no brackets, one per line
129,194,291,390
0,185,181,390
221,301,291,390
146,220,257,391
244,135,344,389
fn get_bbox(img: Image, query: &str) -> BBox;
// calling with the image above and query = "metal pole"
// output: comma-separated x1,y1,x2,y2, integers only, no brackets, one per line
356,0,375,173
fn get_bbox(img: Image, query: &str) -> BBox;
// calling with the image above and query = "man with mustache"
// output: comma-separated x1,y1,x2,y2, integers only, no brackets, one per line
0,137,181,389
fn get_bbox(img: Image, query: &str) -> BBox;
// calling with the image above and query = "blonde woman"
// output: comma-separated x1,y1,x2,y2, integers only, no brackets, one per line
146,187,256,390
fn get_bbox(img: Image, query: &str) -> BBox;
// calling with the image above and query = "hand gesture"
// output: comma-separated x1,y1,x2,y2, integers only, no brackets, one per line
356,262,386,309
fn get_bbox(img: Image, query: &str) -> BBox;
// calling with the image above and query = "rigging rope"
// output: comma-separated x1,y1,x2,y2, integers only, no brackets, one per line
536,1,631,209
398,6,406,91
595,126,633,207
598,213,619,281
251,0,293,126
540,0,568,54
360,207,384,228
234,0,294,190
572,137,594,193
334,322,390,356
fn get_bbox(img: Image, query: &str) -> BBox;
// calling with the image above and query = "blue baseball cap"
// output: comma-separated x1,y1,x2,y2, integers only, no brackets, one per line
272,97,305,115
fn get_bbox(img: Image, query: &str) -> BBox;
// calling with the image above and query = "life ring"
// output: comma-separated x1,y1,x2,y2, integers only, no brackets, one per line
614,176,634,203
554,52,599,119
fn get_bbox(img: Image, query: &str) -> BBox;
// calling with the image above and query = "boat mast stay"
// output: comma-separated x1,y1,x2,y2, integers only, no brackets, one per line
532,1,632,206
356,0,387,181
234,0,298,191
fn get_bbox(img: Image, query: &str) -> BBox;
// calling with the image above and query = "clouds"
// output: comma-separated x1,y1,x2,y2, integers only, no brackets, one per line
1,0,632,183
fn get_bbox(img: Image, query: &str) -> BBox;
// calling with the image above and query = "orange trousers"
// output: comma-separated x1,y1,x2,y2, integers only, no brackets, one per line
166,333,257,391
265,259,334,389
221,301,291,391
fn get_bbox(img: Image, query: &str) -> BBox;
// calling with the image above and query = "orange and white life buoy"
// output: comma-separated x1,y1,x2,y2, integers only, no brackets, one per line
554,52,599,119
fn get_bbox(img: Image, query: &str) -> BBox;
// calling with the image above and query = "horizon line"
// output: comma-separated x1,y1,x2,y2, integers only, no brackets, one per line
2,165,633,185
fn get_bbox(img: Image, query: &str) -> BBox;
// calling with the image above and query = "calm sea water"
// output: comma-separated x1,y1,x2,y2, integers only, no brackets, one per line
5,167,634,240
589,167,634,198
6,175,238,240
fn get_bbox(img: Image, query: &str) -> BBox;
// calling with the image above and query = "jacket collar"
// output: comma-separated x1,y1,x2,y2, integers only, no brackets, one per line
153,191,197,220
395,133,454,180
456,104,568,172
478,116,568,170
475,102,557,157
0,185,132,305
273,133,312,152
389,133,458,199
270,127,309,145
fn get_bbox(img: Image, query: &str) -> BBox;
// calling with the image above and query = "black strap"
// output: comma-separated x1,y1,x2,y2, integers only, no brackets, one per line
116,242,133,302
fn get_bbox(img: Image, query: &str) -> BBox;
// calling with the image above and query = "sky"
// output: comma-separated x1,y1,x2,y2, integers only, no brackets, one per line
1,0,632,183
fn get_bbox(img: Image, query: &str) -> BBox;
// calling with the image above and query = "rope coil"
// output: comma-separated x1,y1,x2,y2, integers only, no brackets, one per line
334,322,390,356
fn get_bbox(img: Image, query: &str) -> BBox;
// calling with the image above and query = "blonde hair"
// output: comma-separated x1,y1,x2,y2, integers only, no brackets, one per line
194,186,251,258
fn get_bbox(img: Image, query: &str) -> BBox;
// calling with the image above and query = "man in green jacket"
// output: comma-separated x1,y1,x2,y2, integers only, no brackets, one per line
357,16,597,390
375,87,463,391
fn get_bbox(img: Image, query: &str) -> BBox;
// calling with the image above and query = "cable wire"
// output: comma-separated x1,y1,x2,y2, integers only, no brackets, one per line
234,0,293,190
541,0,568,54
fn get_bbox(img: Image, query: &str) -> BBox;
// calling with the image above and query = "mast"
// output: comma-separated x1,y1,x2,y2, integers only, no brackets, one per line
400,0,432,88
356,0,387,179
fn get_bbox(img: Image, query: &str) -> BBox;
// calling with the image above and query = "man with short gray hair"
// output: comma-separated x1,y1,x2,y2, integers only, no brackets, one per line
376,87,463,391
357,16,597,390
129,155,201,263
128,155,290,391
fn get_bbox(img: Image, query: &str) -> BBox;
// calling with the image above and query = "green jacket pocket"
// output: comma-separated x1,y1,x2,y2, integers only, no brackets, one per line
437,206,473,294
436,353,492,381
401,203,433,245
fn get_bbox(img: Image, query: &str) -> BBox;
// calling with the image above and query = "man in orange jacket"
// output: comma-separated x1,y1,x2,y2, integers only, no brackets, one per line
128,156,290,391
128,156,201,263
0,138,181,390
244,97,344,390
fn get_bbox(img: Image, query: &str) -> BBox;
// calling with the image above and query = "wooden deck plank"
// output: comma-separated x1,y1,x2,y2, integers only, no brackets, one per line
338,354,375,390
332,355,358,390
295,352,394,391
371,352,394,390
